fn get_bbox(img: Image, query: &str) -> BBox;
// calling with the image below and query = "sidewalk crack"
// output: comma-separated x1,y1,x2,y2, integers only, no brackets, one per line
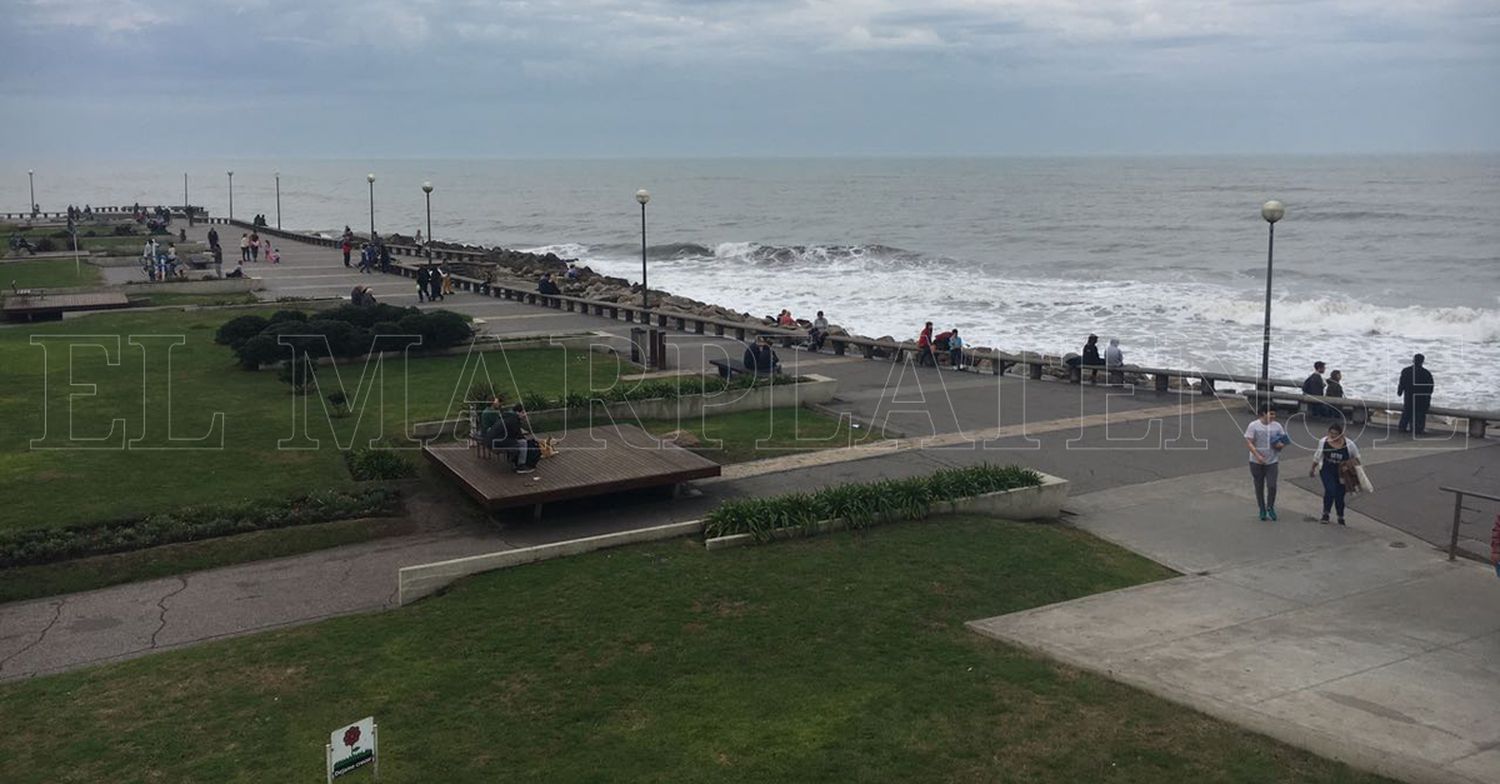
0,597,66,673
150,577,190,649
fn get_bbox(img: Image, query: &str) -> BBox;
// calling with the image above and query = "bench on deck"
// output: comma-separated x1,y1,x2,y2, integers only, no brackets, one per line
425,423,722,518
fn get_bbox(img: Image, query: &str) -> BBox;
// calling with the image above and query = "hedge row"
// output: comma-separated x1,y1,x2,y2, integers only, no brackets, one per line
0,487,402,568
471,372,797,415
703,464,1044,542
216,305,473,370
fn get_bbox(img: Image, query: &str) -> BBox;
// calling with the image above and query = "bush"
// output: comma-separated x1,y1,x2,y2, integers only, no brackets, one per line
344,448,417,481
703,464,1045,542
32,237,58,252
112,224,137,236
236,333,286,369
277,356,317,394
322,303,413,329
268,309,309,325
215,315,270,350
0,488,402,568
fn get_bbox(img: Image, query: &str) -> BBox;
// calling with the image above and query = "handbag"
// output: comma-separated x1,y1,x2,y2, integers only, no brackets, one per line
1354,464,1374,494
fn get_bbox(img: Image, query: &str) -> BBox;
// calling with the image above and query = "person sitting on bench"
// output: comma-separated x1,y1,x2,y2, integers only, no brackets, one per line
808,311,829,352
481,398,541,474
743,337,780,376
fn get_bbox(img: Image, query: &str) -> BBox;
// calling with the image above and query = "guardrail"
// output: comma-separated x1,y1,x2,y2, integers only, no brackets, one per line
1439,486,1500,561
1246,389,1498,438
2,206,209,222
220,220,1499,434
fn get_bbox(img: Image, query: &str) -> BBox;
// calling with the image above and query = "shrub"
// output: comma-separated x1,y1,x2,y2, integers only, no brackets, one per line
32,237,58,252
236,333,286,369
344,448,417,481
112,224,137,236
0,488,402,568
214,315,270,350
268,309,309,325
323,302,413,329
520,391,552,413
277,356,317,395
703,464,1044,542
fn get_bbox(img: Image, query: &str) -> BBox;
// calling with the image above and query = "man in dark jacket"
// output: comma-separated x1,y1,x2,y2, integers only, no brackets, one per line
1397,353,1434,435
1302,361,1330,417
415,266,430,303
743,337,779,376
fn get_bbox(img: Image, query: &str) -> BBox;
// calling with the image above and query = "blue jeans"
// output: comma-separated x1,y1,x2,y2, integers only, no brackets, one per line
1319,465,1346,517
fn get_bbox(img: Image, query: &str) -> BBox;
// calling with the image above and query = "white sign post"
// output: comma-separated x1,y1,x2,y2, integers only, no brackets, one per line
326,716,378,781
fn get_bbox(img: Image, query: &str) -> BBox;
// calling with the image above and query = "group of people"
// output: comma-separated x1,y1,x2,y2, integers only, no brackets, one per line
139,239,185,281
250,214,271,228
415,264,451,302
1244,405,1364,526
237,231,278,263
915,322,968,369
476,395,542,474
1301,354,1435,434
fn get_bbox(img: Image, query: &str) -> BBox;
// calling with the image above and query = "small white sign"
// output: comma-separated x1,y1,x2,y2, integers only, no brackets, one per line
327,716,377,780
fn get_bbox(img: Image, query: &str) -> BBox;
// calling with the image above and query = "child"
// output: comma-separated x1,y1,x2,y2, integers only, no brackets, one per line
268,247,281,264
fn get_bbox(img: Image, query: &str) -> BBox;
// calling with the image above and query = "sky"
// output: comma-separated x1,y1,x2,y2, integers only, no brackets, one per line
1,0,1497,158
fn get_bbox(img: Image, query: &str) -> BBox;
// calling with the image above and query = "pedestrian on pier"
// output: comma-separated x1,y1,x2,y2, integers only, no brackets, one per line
249,231,260,262
1309,422,1361,526
1245,404,1288,521
240,233,251,263
429,265,445,301
416,265,431,303
341,236,353,267
916,322,935,367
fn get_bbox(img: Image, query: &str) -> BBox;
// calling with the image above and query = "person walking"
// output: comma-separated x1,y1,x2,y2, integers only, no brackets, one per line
341,236,353,268
1397,353,1434,435
1104,338,1125,385
1309,422,1361,525
415,265,430,303
239,233,251,263
1245,404,1289,521
207,226,220,252
428,264,444,301
249,231,260,262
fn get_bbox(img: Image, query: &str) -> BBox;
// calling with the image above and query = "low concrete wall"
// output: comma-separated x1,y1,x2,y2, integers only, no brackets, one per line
288,331,614,372
121,277,263,295
398,519,704,605
703,472,1070,550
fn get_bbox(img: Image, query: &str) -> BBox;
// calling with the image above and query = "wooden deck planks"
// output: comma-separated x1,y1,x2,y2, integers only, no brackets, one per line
424,424,721,511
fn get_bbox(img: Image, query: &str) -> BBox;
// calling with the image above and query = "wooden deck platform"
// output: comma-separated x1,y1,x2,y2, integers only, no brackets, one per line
424,424,721,513
3,292,131,322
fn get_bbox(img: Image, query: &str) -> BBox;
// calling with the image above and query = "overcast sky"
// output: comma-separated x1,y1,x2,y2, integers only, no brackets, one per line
2,0,1497,157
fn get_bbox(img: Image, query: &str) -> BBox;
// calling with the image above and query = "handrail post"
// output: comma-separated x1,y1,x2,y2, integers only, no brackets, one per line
1448,490,1463,561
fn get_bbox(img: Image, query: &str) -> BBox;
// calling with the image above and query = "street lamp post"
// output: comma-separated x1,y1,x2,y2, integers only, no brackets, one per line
27,169,35,215
422,181,433,266
183,173,190,225
636,189,651,311
227,171,234,222
1259,200,1286,388
275,171,281,229
367,173,376,238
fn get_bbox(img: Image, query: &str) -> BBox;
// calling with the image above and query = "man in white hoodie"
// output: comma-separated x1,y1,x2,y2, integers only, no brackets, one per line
1104,338,1125,386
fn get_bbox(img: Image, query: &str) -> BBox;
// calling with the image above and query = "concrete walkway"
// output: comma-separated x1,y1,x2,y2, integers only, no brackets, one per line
970,456,1500,784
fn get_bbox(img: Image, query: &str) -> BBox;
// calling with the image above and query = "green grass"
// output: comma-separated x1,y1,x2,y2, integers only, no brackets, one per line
638,406,883,464
0,516,414,604
0,258,103,288
0,516,1388,783
0,308,625,533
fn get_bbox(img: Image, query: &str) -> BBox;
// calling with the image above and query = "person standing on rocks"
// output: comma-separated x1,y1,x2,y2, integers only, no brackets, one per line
1245,404,1289,521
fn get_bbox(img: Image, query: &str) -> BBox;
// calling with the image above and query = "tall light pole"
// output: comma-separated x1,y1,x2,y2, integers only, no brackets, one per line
227,170,234,222
636,189,651,311
184,173,192,226
366,173,376,238
1259,200,1285,387
422,181,433,266
274,171,281,229
27,169,35,214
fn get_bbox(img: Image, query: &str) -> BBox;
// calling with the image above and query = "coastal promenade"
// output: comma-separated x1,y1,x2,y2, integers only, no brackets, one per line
2,223,1497,783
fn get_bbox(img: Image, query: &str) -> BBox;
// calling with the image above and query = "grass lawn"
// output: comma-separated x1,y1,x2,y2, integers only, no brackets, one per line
0,308,625,533
0,516,415,604
639,406,883,464
0,258,103,288
0,516,1388,783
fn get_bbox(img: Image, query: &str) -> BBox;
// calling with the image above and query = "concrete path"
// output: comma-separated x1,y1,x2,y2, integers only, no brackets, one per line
969,461,1500,784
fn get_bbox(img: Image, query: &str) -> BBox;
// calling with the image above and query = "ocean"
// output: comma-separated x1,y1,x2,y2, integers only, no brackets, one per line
7,155,1499,408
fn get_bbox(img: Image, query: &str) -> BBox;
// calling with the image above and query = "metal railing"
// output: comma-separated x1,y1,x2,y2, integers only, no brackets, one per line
1439,486,1500,561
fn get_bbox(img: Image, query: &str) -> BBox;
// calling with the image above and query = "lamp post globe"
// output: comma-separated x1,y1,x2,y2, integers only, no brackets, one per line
1257,200,1286,388
636,189,650,206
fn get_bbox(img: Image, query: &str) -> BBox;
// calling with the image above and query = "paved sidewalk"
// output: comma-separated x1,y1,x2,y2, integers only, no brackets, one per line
969,460,1500,784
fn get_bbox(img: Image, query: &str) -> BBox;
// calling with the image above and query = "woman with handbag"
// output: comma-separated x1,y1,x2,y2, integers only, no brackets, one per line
1309,422,1361,525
